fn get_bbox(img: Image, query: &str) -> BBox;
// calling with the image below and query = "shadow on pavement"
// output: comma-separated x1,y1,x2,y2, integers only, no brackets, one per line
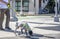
0,32,55,39
19,33,55,39
34,25,60,31
33,33,55,39
0,29,19,33
26,21,60,31
26,21,60,25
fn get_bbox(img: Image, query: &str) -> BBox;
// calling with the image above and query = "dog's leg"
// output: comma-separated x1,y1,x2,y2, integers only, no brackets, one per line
14,26,19,36
21,27,24,34
25,29,28,36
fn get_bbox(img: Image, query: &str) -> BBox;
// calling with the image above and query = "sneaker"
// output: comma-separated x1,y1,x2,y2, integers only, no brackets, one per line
0,28,4,30
5,27,11,30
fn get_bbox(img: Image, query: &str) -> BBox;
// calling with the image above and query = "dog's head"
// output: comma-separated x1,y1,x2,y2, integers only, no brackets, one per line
19,23,23,27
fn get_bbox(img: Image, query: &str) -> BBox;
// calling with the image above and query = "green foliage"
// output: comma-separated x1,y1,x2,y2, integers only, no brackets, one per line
46,0,55,13
47,0,55,9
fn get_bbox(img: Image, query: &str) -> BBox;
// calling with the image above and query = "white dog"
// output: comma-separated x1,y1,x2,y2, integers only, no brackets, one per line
15,21,33,36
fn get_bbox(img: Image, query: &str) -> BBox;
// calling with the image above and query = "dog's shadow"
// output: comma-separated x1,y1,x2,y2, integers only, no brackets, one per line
17,33,55,39
1,30,55,39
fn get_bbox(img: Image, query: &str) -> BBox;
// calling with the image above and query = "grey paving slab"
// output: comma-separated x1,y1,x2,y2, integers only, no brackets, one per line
0,16,60,39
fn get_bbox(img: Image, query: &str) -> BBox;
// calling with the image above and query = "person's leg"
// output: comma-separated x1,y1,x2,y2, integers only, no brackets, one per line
15,26,20,36
0,9,4,30
5,9,11,30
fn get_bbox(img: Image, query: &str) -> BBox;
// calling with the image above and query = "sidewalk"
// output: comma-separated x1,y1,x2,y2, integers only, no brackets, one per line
0,16,60,39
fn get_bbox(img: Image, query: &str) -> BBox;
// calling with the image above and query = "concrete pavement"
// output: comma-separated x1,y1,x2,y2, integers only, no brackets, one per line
0,16,60,39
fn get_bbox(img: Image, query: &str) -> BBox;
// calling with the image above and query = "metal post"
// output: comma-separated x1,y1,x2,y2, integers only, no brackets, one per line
54,0,59,22
34,0,36,15
20,0,23,15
